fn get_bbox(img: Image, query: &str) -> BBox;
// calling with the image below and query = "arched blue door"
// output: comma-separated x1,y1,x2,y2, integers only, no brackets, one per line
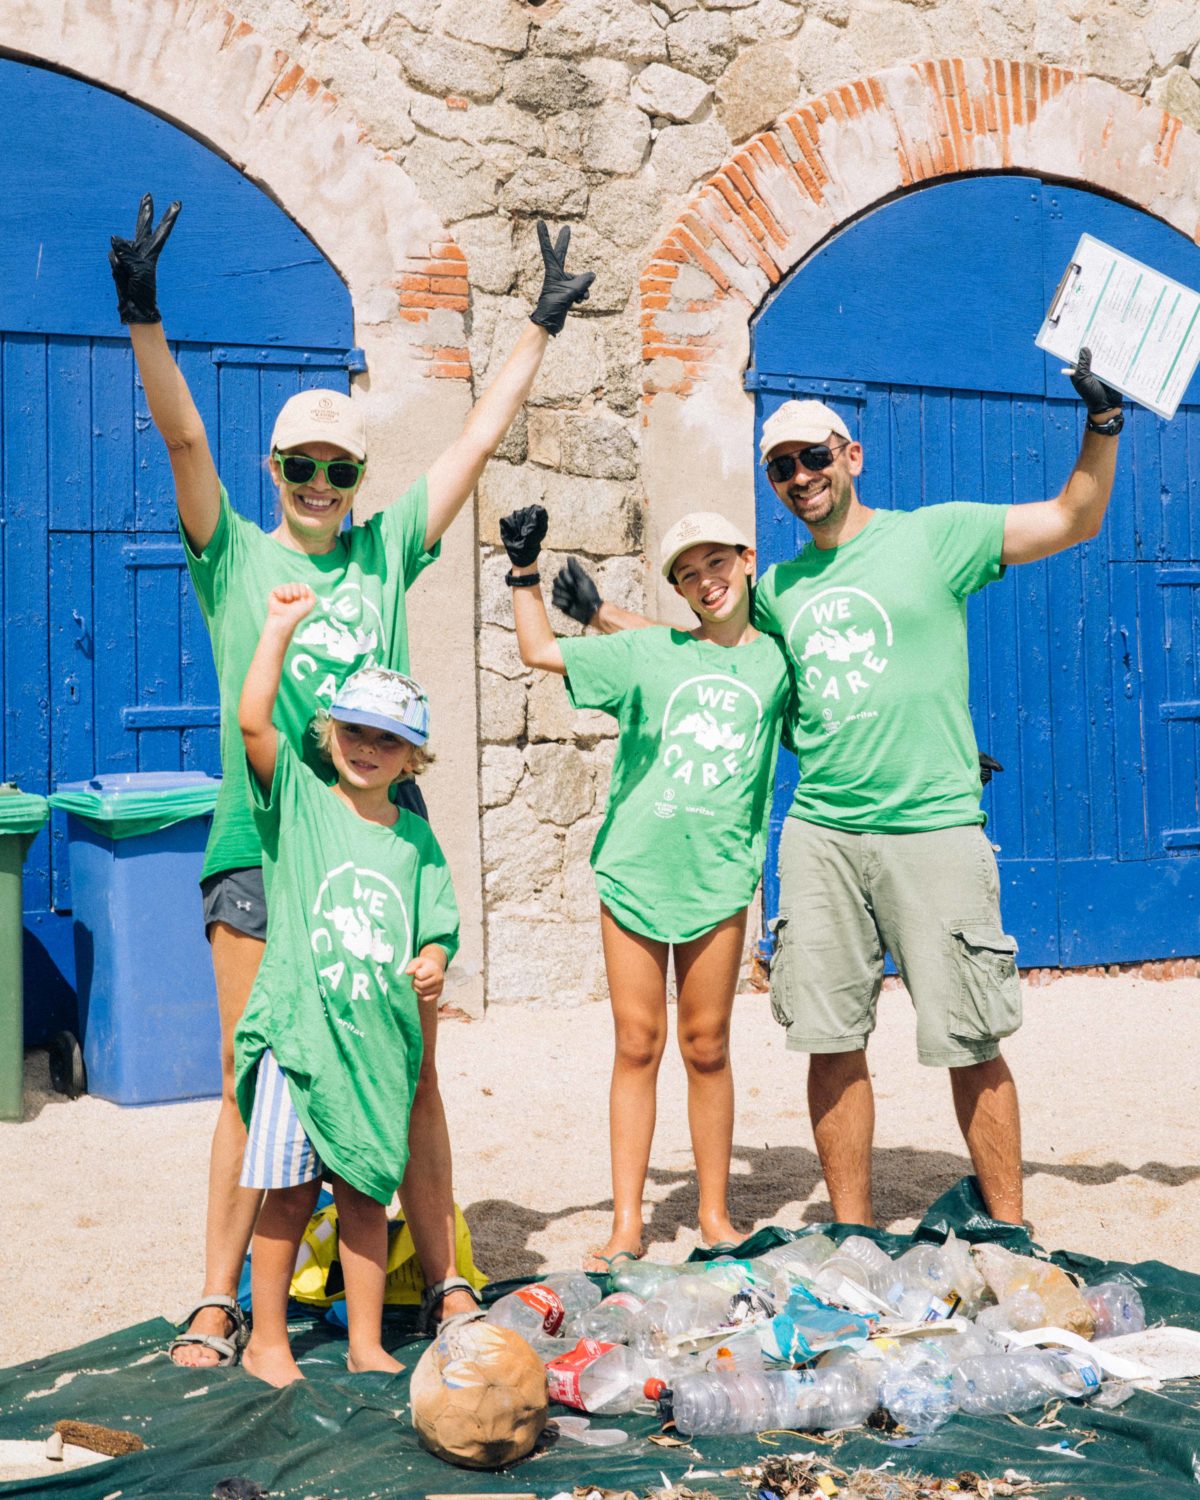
751,176,1200,969
0,61,357,1035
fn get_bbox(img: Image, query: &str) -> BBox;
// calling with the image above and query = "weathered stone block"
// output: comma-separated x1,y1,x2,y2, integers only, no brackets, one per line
504,56,597,114
595,553,649,615
1142,0,1200,70
404,135,496,221
480,744,525,808
541,472,641,554
1149,65,1200,130
528,411,638,480
649,114,733,194
479,666,526,741
495,406,529,465
501,161,590,217
528,670,615,741
391,31,504,101
632,61,713,121
586,100,653,175
664,9,736,81
579,57,640,99
562,811,605,918
478,623,527,680
437,0,530,54
533,0,669,65
715,41,802,141
485,914,606,1004
525,742,596,824
546,110,586,163
589,177,668,249
481,799,563,908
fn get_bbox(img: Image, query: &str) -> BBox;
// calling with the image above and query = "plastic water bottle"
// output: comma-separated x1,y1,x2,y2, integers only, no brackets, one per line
610,1259,683,1299
630,1276,732,1357
543,1272,603,1320
486,1282,568,1341
546,1339,650,1414
565,1292,645,1343
973,1287,1046,1338
1083,1281,1146,1339
761,1235,836,1301
668,1367,873,1436
705,1329,764,1373
877,1342,956,1435
952,1347,1102,1416
886,1244,961,1321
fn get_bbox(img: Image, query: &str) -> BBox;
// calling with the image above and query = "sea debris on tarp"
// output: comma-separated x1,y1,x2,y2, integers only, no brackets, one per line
728,1451,1055,1498
53,1419,145,1456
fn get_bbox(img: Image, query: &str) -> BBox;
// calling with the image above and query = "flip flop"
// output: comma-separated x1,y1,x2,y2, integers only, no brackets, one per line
581,1246,645,1275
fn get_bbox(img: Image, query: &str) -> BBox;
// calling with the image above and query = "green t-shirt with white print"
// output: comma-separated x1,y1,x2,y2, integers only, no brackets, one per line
182,478,438,882
753,502,1008,833
234,742,460,1204
559,627,791,945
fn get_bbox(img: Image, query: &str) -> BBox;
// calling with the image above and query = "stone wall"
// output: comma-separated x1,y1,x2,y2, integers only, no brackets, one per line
11,0,1200,1004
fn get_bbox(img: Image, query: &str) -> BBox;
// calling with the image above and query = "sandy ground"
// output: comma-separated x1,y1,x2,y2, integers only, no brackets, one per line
5,974,1199,1370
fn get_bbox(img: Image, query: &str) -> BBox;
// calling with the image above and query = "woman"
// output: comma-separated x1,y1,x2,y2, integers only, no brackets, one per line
110,196,592,1365
502,504,791,1269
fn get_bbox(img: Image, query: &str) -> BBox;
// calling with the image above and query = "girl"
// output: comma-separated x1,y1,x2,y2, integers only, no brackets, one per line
502,505,792,1270
109,196,592,1364
236,583,459,1387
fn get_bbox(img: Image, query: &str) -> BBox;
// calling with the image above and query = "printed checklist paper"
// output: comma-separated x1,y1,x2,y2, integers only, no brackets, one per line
1036,233,1200,419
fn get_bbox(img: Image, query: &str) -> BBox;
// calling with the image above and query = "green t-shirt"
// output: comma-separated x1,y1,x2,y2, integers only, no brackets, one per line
234,742,460,1204
559,628,791,944
753,503,1008,833
183,480,438,882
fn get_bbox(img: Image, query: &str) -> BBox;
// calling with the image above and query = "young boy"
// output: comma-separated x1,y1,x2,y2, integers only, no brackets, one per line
235,582,461,1387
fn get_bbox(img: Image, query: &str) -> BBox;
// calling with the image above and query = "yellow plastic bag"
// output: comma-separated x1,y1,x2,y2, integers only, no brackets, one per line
290,1201,487,1308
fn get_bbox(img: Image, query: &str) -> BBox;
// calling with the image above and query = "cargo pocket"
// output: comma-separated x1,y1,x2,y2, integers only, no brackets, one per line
948,924,1022,1043
767,915,796,1030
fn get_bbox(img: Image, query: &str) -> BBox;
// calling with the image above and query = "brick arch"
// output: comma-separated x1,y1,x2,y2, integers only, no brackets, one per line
5,0,471,383
640,59,1200,405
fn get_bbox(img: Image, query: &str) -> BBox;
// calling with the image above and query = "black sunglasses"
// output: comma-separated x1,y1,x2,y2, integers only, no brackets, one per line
765,442,849,485
274,451,365,491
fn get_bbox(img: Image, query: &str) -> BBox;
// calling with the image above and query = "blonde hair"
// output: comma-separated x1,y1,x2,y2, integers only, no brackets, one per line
313,713,435,781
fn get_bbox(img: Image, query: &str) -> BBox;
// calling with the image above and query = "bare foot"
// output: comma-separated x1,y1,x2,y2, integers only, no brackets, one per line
581,1232,645,1273
242,1340,305,1388
699,1215,747,1251
346,1346,405,1375
170,1303,241,1369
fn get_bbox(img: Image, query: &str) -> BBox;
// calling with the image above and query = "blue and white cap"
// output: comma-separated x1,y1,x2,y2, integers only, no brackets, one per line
329,666,430,746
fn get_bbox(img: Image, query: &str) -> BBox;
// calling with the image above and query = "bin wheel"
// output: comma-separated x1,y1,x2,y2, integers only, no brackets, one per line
48,1031,86,1099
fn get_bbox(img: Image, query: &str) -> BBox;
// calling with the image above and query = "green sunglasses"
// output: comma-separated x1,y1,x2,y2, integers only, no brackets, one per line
273,451,366,491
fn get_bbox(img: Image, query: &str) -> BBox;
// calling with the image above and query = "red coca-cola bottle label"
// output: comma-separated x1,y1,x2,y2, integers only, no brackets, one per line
515,1283,566,1334
545,1338,615,1408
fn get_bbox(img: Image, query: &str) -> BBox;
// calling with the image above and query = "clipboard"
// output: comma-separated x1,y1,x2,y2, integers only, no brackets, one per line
1035,233,1200,419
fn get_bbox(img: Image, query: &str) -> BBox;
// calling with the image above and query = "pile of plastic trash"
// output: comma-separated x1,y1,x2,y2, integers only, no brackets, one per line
482,1233,1147,1438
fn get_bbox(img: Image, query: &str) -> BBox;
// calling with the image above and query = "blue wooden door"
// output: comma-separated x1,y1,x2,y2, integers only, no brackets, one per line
0,61,357,1037
751,176,1200,968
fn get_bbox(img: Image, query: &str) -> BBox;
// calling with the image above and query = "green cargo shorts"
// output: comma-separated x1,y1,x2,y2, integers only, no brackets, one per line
769,818,1021,1068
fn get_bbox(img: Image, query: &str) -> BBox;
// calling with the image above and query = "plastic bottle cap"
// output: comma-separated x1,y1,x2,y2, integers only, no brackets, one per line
643,1378,666,1400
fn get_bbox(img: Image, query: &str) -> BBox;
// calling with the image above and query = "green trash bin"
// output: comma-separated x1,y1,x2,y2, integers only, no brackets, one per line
0,786,49,1122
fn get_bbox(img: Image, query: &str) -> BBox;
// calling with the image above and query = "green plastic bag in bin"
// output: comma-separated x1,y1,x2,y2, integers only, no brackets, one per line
0,787,50,839
49,772,221,840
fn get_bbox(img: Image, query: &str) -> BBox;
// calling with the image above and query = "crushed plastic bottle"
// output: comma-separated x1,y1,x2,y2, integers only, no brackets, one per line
973,1287,1046,1339
609,1259,683,1299
546,1338,650,1414
972,1243,1096,1339
1083,1281,1146,1339
543,1272,603,1319
486,1282,568,1342
630,1275,732,1357
877,1340,957,1435
952,1346,1102,1416
565,1291,645,1343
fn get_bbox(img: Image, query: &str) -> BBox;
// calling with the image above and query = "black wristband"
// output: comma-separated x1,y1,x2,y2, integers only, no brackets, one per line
506,570,541,587
1086,411,1124,436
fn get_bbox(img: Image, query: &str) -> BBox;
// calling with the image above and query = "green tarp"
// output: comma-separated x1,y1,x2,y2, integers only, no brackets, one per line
4,1179,1200,1500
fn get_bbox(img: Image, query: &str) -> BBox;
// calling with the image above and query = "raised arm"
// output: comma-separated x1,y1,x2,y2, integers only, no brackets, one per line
111,195,221,553
1001,347,1122,565
238,584,317,788
423,222,595,550
500,507,565,675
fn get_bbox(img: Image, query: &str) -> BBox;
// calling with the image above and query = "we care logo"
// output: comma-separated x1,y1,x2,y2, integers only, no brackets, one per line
658,674,765,802
288,581,386,704
309,862,412,1030
787,587,893,728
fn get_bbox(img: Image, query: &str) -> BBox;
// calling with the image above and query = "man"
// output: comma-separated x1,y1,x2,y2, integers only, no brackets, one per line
748,353,1121,1227
553,352,1121,1228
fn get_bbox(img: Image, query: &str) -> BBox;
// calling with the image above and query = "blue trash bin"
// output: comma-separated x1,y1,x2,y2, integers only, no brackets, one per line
51,771,222,1106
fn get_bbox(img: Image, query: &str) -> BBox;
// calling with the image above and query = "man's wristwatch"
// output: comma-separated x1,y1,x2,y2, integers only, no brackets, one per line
1086,410,1124,436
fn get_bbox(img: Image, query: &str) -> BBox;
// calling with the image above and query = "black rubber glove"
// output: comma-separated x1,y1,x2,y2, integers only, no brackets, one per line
1068,346,1121,415
109,193,181,325
552,557,603,626
530,221,595,336
499,505,548,567
979,752,1004,787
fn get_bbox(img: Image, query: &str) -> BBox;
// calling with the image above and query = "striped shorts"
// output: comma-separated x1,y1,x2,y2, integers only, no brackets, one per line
240,1049,324,1191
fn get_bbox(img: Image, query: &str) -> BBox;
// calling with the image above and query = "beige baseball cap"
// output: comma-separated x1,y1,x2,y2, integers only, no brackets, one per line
759,399,852,462
660,510,752,580
270,389,367,462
